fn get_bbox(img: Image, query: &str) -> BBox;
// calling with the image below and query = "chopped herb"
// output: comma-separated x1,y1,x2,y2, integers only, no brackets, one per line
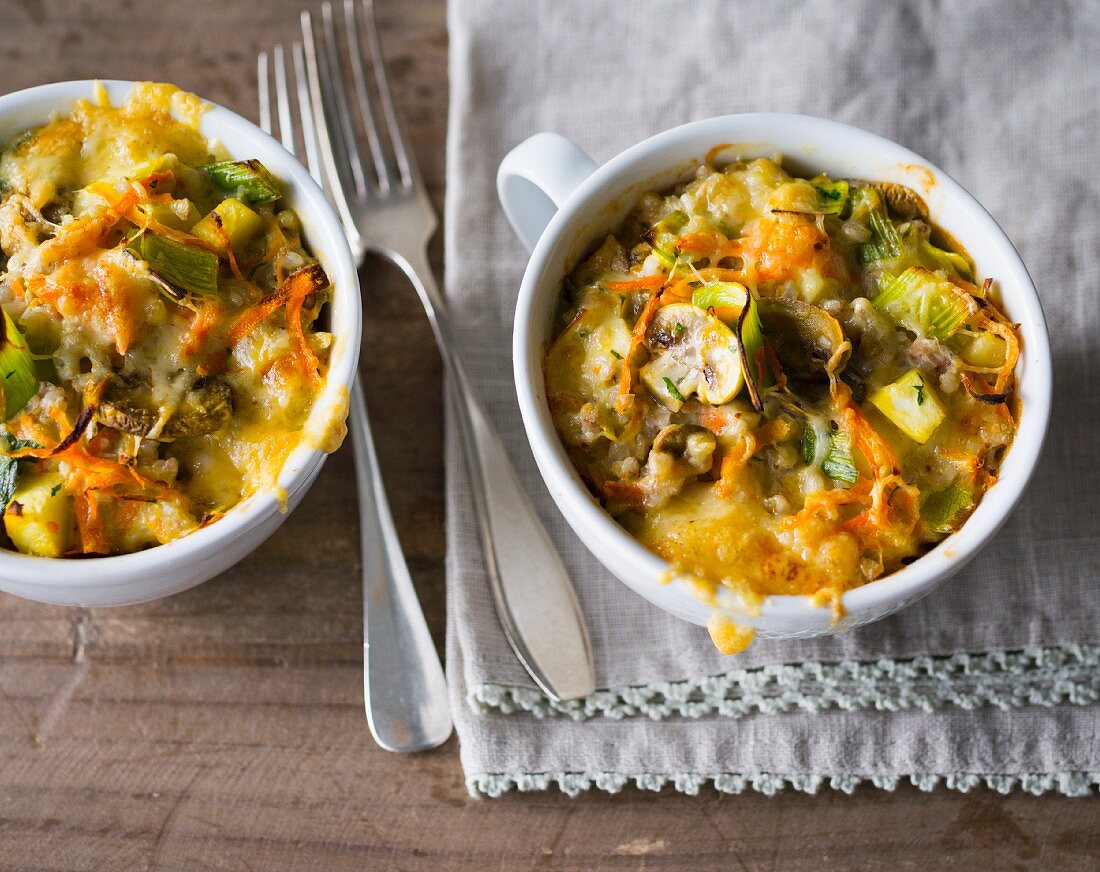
4,371,12,379
2,432,41,452
662,377,686,403
50,482,62,497
610,349,623,360
673,323,686,337
0,455,16,508
914,378,926,406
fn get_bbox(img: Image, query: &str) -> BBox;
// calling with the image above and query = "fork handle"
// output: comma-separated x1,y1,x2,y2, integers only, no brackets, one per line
352,377,452,751
395,252,595,702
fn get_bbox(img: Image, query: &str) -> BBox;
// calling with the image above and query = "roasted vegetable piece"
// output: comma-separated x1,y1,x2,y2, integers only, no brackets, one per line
4,471,72,557
139,198,200,231
869,368,946,443
96,374,233,440
0,309,38,420
192,198,265,254
811,177,849,215
757,298,849,381
848,179,929,221
129,232,220,298
642,303,743,408
202,159,281,205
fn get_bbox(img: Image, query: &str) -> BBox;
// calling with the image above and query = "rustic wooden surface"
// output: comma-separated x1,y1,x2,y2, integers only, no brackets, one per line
0,1,1096,869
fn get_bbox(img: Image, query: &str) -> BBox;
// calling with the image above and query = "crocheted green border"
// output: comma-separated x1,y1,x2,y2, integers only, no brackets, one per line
468,645,1100,720
468,770,1100,798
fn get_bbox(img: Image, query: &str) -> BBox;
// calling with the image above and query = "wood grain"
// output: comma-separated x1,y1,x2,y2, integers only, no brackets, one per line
0,1,1095,869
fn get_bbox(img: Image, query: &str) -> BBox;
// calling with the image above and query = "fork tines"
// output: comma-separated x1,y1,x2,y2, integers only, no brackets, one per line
302,0,417,201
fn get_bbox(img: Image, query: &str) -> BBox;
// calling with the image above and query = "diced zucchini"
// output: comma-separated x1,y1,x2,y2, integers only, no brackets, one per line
949,330,1005,368
811,177,849,215
4,471,73,557
202,159,281,205
874,266,970,340
129,233,220,298
140,198,200,232
192,198,265,254
869,369,946,443
0,309,38,420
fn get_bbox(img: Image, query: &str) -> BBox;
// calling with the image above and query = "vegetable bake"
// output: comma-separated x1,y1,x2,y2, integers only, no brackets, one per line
544,157,1021,651
0,83,340,557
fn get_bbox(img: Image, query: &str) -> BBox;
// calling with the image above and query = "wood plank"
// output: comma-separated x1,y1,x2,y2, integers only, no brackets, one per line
0,1,1095,869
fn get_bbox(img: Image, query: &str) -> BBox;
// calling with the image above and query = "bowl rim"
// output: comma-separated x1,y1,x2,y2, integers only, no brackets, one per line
0,79,361,586
512,111,1052,623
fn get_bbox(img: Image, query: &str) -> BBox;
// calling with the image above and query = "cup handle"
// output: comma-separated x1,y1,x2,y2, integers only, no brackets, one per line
497,133,599,253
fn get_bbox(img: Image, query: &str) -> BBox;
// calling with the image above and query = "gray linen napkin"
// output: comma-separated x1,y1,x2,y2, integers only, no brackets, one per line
444,0,1100,795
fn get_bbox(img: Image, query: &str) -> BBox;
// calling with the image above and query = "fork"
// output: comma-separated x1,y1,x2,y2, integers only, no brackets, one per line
259,41,452,752
300,0,596,702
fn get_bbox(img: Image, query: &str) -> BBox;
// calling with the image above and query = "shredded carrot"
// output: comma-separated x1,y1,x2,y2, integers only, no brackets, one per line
615,289,664,413
605,275,667,293
182,302,222,359
73,490,110,555
285,291,321,385
228,265,326,347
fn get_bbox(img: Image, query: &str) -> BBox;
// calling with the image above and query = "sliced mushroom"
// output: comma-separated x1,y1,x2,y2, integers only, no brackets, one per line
96,374,233,441
845,180,929,221
641,303,743,408
652,423,716,474
757,298,850,382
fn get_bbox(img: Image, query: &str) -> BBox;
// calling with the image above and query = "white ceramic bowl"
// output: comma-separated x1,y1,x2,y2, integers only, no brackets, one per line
0,80,360,607
499,115,1052,638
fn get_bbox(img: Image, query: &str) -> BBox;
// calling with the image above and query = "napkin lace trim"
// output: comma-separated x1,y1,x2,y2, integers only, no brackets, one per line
468,769,1100,798
468,644,1100,721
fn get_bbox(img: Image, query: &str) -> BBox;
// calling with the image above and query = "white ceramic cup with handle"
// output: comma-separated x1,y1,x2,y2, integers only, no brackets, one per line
498,114,1051,638
0,80,361,607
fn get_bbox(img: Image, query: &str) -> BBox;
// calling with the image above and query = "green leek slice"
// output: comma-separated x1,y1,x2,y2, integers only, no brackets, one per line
130,233,220,298
852,187,903,264
921,240,971,279
869,369,946,443
0,310,38,420
691,281,748,316
202,159,281,205
822,428,859,484
873,266,970,340
921,482,974,533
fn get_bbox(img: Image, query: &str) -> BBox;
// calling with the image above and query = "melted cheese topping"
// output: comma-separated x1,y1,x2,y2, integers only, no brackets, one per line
545,158,1020,650
0,83,344,556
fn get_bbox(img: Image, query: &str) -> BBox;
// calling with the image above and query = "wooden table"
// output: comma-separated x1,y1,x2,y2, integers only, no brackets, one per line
0,1,1095,868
